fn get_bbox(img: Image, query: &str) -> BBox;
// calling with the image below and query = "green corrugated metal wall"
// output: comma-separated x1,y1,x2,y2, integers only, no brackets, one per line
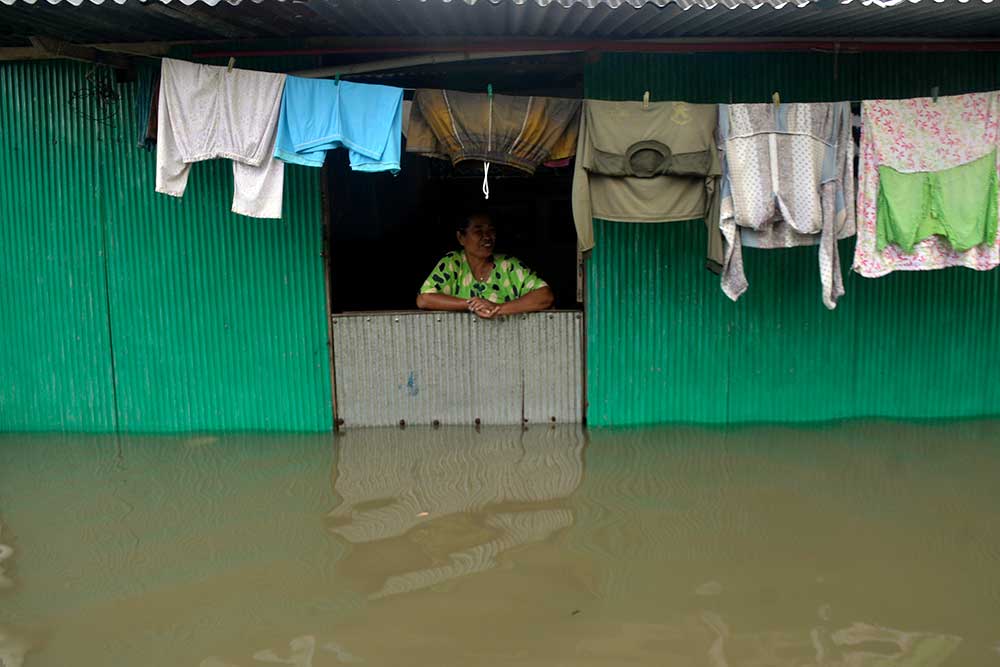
0,63,116,431
0,61,333,432
585,52,1000,426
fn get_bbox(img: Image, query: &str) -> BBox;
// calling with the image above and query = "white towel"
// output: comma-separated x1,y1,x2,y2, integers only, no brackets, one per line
156,58,287,219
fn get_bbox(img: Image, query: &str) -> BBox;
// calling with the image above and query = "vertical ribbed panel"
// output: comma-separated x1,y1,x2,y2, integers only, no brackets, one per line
521,311,584,424
99,66,332,432
586,52,1000,427
1,61,333,432
586,221,732,426
332,312,521,426
0,62,115,432
332,311,583,427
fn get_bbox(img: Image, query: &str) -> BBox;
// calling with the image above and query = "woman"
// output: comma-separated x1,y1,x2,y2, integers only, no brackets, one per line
416,213,554,318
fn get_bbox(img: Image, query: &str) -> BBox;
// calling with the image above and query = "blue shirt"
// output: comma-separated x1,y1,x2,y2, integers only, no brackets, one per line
275,76,403,171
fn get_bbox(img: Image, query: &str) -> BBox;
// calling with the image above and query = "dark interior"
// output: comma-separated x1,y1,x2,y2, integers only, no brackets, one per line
325,55,584,313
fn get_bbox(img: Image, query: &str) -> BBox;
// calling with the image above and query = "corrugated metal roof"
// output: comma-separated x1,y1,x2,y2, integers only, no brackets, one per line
4,0,999,50
1,0,814,8
846,0,995,4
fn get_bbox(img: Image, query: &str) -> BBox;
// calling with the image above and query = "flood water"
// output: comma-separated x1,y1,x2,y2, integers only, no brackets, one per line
1,421,999,667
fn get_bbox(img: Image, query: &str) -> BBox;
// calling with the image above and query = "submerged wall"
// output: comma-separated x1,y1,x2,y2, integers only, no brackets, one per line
331,311,584,427
6,54,1000,432
0,61,333,432
585,52,1000,426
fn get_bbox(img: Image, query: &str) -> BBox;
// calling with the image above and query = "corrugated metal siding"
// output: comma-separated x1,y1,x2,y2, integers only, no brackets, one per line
585,52,1000,427
103,65,332,432
332,312,522,426
521,311,585,424
0,61,333,432
332,311,583,427
0,61,116,432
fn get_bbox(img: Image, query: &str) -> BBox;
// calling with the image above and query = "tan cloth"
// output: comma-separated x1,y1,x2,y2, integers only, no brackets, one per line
572,100,723,269
406,89,581,174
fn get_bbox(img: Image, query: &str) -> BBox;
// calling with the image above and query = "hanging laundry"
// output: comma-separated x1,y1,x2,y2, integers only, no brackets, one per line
718,102,855,310
406,89,581,174
854,92,1000,277
877,149,998,253
275,76,404,171
156,58,286,219
135,67,159,151
571,100,723,271
401,99,413,139
145,74,159,147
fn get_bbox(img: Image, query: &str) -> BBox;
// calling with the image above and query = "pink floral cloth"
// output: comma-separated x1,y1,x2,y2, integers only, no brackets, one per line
854,92,1000,277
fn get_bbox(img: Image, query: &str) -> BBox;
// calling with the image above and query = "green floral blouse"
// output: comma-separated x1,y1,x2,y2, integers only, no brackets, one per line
419,251,548,304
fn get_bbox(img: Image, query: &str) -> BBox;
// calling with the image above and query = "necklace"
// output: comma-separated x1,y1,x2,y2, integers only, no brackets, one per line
471,260,494,283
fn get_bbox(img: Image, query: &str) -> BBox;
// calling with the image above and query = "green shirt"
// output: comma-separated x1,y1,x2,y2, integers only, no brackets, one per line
877,149,999,254
419,251,548,304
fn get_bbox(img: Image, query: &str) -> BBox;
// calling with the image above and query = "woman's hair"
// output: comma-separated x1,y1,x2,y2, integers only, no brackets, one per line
455,210,492,235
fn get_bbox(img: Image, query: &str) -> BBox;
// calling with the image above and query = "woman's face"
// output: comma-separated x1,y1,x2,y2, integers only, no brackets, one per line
457,216,497,260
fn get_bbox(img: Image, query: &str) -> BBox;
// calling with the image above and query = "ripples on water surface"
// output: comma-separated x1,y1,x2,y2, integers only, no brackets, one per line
1,421,999,666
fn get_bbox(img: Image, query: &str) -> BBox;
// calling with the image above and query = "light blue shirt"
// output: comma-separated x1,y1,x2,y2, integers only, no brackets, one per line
275,77,403,171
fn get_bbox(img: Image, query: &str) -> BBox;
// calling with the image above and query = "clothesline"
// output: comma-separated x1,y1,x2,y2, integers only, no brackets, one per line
145,57,1000,312
142,54,953,103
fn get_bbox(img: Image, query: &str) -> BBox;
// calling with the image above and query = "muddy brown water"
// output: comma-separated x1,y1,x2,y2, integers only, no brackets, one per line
1,421,999,666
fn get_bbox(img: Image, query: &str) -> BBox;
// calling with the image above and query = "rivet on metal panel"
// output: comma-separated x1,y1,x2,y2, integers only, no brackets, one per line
394,317,400,322
365,317,371,322
575,314,581,320
548,314,553,319
335,418,345,427
550,416,556,423
523,418,529,424
436,316,442,322
398,419,407,429
474,417,481,426
432,419,441,428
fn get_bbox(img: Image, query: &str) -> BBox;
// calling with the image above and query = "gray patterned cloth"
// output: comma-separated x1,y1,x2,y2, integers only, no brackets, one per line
718,102,855,309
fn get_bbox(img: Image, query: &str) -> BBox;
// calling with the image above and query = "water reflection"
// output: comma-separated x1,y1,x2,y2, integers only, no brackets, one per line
1,424,998,667
0,519,30,667
327,426,585,599
697,612,962,667
830,623,961,666
565,610,965,667
0,518,12,590
0,627,30,667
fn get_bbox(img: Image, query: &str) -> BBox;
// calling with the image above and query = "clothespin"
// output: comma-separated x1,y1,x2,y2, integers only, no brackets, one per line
772,91,780,109
642,90,650,110
227,57,235,73
335,74,340,86
931,86,940,103
487,83,493,99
